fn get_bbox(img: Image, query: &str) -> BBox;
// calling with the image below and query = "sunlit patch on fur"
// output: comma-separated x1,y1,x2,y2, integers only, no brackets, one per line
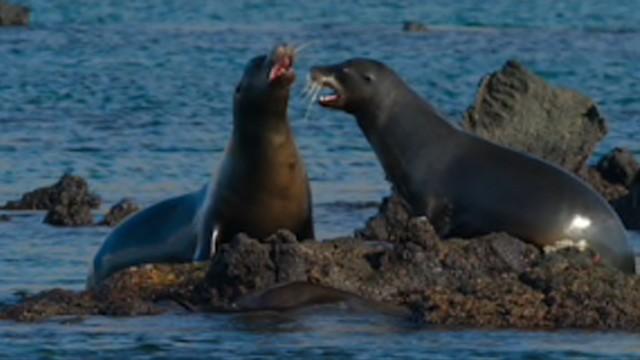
543,238,588,253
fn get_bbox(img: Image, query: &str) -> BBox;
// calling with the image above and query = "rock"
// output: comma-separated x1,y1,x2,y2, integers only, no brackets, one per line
403,21,429,33
610,174,640,229
464,60,608,174
5,197,640,330
0,214,9,222
0,263,209,322
0,1,29,26
99,198,140,227
2,174,100,211
1,174,100,227
595,147,639,187
580,148,640,229
579,166,629,202
356,192,412,241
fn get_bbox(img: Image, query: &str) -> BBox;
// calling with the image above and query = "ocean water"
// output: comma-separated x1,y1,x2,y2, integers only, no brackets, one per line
1,1,640,358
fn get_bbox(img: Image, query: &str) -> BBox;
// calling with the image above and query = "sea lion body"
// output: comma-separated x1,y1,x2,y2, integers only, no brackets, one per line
88,45,314,287
233,282,409,317
310,59,635,274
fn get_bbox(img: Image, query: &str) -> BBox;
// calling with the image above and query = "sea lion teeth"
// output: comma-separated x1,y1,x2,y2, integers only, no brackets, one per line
319,94,338,103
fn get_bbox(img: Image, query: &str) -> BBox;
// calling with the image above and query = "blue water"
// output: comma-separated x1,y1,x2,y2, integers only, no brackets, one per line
1,1,640,358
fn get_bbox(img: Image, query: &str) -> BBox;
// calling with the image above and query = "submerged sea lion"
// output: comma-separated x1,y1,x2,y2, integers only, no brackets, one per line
310,58,635,274
232,282,410,317
88,45,314,287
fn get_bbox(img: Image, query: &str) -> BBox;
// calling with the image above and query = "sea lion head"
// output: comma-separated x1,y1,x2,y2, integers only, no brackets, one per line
234,44,296,113
310,58,395,115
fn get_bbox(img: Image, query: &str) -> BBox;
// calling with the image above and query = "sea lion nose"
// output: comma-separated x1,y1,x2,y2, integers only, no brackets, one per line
310,66,330,81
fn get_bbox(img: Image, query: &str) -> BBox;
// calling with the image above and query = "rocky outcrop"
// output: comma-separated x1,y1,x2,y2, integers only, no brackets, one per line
464,60,607,174
403,21,429,33
1,174,101,227
596,148,639,187
1,174,100,226
99,198,140,227
0,1,29,26
2,174,100,211
2,176,144,227
4,194,640,330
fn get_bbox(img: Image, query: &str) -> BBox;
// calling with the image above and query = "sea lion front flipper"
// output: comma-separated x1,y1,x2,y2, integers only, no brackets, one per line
193,223,221,261
299,189,315,240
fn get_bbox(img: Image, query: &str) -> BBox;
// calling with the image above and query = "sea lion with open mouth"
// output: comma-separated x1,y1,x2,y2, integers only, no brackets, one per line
88,45,314,287
309,58,635,274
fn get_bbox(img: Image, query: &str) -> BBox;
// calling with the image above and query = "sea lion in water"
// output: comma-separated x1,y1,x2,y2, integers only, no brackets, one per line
232,282,410,317
310,58,635,274
88,45,314,287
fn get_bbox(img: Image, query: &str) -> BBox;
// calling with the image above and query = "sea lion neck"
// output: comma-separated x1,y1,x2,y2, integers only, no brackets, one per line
354,85,459,193
354,84,458,157
232,91,291,138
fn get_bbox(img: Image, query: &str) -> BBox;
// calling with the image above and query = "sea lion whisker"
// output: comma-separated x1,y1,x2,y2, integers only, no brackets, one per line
293,42,313,56
302,81,320,100
301,76,314,97
303,82,323,121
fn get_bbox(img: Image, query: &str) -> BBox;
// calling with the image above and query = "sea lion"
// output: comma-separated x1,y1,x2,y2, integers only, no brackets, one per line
88,45,314,287
232,282,410,317
310,58,635,274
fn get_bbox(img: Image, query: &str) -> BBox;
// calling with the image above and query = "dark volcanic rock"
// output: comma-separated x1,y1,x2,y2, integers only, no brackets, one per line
403,21,429,33
4,192,640,330
580,166,629,202
0,1,29,26
1,174,101,227
0,263,209,322
2,174,100,211
464,60,607,174
595,147,639,187
611,174,640,229
356,193,413,241
581,147,640,229
99,198,140,227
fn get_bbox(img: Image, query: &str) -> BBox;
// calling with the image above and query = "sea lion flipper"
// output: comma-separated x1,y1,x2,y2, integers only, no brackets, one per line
300,189,315,240
300,215,315,240
193,223,221,261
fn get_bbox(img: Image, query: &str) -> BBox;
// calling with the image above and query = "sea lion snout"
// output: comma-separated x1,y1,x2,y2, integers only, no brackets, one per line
310,66,345,109
268,44,296,85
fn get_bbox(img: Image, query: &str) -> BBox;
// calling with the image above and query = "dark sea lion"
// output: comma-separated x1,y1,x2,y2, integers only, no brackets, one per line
310,58,635,274
88,45,314,287
233,282,410,317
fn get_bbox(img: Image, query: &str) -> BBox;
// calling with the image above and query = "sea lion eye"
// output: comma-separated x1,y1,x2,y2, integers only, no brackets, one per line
362,73,375,82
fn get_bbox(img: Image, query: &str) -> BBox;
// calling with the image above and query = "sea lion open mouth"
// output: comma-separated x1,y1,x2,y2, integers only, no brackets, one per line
309,69,344,109
268,45,296,85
